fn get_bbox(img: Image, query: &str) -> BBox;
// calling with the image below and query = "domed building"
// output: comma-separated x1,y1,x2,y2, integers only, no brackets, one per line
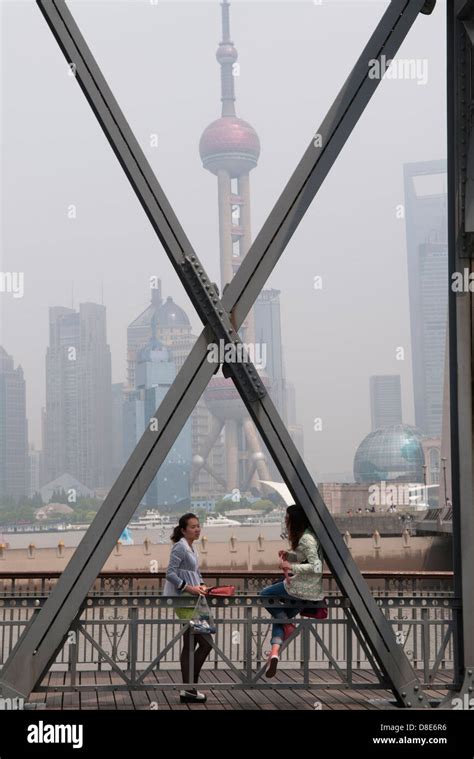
155,295,191,333
154,295,195,373
126,283,195,388
353,424,425,483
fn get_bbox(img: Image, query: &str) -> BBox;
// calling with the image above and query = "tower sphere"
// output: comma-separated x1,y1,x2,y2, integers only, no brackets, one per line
216,43,238,65
199,116,260,177
205,374,269,420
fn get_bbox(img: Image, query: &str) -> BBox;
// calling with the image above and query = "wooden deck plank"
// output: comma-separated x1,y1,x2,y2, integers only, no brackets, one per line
28,680,49,711
109,670,135,710
146,671,172,710
137,671,173,711
190,669,227,710
63,687,80,710
78,672,99,710
41,671,64,710
335,669,394,710
434,670,455,684
95,671,117,710
208,669,258,710
228,673,279,710
241,660,309,710
272,673,337,710
146,671,175,710
270,670,332,711
264,670,314,710
198,671,235,710
127,678,151,711
277,668,368,711
107,671,129,711
212,668,270,710
319,668,386,710
258,667,350,711
29,668,455,710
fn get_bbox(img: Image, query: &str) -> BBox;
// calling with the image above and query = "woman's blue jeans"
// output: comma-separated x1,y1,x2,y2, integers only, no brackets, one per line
259,581,304,645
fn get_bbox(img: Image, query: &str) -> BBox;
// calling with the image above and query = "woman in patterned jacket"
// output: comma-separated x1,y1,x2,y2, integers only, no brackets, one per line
260,505,325,678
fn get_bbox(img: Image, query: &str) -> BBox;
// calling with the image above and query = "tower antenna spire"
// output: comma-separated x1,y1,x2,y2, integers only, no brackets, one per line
218,0,237,117
221,0,231,43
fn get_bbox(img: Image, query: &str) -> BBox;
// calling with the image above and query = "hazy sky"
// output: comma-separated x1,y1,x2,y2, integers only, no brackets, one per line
0,0,447,481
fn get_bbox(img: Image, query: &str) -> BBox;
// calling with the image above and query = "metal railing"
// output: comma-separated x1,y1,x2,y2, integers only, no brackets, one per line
0,572,457,694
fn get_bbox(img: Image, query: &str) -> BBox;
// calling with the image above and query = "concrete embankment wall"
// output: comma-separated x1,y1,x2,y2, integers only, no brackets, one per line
0,534,452,573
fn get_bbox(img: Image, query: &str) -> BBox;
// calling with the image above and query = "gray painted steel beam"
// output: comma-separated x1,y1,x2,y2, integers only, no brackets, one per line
0,0,434,707
438,0,474,706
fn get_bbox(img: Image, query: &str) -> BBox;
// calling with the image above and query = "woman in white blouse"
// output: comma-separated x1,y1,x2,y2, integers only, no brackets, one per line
164,513,211,703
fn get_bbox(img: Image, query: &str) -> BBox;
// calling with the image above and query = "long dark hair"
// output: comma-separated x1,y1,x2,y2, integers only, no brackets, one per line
170,512,199,543
286,505,313,550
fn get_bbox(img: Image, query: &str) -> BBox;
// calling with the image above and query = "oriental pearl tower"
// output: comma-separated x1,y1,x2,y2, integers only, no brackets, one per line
192,0,271,494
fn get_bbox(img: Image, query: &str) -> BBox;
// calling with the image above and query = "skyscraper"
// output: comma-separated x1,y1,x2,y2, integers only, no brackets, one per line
28,444,42,499
254,288,287,422
0,347,28,500
127,288,225,499
254,288,294,479
286,381,305,459
111,383,125,481
44,303,113,490
123,338,192,508
404,160,447,437
418,242,448,436
369,375,403,431
126,282,163,390
196,0,271,492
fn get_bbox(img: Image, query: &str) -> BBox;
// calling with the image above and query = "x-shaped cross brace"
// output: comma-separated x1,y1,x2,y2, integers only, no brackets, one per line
0,0,436,707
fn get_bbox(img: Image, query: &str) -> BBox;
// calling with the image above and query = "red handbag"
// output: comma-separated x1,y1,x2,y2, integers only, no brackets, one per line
300,599,328,619
205,585,236,596
302,608,328,620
